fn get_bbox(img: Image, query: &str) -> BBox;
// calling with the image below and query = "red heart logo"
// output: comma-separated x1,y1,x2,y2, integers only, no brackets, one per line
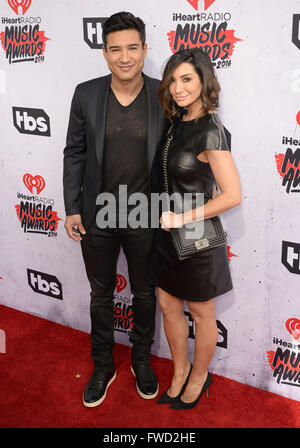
8,0,32,16
186,0,199,10
286,318,300,342
23,173,45,195
116,274,127,293
186,0,216,10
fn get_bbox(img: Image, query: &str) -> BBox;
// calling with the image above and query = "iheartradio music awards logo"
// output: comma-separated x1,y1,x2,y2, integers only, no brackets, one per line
15,173,62,236
275,131,300,193
267,318,300,387
168,0,242,68
114,274,134,336
0,0,50,64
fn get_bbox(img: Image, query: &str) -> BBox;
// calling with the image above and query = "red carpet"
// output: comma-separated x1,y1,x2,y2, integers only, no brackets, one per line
0,304,299,429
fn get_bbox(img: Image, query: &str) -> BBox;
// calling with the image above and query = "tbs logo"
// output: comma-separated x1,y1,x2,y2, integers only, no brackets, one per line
27,269,63,300
184,312,228,348
83,17,108,49
12,107,51,136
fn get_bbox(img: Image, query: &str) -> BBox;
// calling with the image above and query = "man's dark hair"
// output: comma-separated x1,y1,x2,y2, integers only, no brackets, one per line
102,11,146,49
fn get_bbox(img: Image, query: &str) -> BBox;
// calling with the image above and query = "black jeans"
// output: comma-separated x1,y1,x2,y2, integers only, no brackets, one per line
81,222,156,370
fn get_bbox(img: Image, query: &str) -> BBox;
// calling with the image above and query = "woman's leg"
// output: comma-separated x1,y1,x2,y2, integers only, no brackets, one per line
181,298,218,402
157,287,191,397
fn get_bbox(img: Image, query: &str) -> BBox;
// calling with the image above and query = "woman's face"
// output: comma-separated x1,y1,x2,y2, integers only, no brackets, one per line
169,62,203,112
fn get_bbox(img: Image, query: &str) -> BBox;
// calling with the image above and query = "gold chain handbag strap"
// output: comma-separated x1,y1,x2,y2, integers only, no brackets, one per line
162,123,176,212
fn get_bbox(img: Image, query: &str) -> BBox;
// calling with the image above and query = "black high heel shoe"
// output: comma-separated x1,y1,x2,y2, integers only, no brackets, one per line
157,364,193,404
169,372,212,410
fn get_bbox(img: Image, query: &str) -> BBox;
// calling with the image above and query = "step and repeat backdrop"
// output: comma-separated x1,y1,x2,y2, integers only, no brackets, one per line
0,0,299,402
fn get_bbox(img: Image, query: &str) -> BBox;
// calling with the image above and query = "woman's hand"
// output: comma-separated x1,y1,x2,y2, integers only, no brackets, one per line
160,211,183,231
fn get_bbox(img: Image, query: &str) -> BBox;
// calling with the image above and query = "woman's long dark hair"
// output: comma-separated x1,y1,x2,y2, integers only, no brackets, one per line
158,48,220,121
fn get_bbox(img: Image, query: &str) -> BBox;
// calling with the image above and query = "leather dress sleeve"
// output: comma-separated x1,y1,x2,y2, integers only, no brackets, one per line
196,113,230,152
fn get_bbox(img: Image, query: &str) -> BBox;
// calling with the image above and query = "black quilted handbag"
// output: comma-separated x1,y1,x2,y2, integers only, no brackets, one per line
162,124,227,261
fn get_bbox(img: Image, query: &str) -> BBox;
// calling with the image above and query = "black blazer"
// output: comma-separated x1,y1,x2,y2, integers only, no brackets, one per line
63,73,168,230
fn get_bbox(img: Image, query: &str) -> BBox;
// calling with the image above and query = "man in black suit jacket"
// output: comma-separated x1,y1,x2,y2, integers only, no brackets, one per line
63,12,167,407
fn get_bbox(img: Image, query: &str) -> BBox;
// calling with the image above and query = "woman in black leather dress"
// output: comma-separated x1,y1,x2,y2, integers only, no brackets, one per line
153,49,241,409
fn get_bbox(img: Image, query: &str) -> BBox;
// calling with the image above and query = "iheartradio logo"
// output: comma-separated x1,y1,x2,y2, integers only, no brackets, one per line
286,318,300,342
23,173,45,195
267,317,300,387
186,0,216,10
16,173,61,236
116,274,127,293
8,0,32,15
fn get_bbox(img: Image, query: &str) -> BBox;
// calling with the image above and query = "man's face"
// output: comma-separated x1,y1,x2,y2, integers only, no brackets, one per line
103,29,147,83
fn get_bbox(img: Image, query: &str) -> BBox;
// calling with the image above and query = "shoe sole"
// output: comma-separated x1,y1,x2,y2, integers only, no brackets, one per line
82,371,117,408
130,366,159,400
